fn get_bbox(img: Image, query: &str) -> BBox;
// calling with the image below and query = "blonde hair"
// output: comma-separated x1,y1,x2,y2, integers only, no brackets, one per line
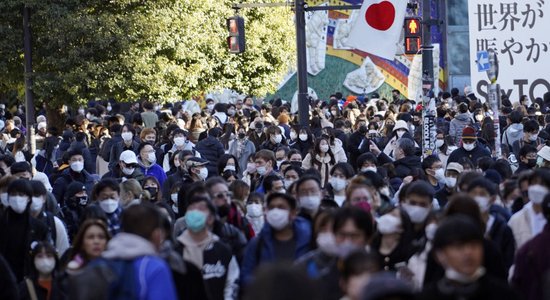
119,179,150,206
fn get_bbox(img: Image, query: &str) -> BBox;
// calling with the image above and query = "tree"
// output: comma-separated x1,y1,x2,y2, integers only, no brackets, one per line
0,0,295,109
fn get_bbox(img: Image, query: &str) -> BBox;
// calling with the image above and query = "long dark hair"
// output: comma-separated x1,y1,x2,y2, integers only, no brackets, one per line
480,116,496,150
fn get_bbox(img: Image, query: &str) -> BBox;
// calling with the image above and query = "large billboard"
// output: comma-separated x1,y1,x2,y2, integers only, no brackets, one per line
468,0,550,102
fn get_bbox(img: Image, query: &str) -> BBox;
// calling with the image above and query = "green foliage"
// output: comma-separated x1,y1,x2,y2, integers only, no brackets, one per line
0,0,295,106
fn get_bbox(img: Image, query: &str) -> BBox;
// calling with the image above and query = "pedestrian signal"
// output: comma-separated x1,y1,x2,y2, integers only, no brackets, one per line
404,17,422,55
227,16,245,54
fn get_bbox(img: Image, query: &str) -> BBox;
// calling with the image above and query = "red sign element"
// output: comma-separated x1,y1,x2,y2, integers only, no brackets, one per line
365,1,396,31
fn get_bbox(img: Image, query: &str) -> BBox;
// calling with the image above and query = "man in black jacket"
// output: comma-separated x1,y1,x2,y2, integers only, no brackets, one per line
372,137,421,179
447,126,491,167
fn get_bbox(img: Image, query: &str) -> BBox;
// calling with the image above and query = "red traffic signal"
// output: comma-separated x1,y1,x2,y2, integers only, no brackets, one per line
227,16,245,54
404,17,422,55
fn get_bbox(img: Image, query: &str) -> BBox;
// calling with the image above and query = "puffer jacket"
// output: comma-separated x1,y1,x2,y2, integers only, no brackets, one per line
195,136,225,177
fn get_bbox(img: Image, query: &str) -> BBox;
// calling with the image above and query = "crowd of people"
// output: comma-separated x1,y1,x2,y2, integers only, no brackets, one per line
0,88,550,300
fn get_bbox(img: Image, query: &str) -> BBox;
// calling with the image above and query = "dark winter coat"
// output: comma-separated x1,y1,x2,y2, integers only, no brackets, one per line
68,140,95,174
108,140,140,171
446,142,491,166
195,136,225,177
378,152,422,179
52,169,98,206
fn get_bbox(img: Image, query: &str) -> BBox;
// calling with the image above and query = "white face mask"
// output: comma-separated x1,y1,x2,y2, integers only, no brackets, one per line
34,257,56,274
290,132,297,140
530,134,538,142
425,223,437,241
299,133,308,141
198,167,208,180
474,196,491,213
78,109,85,115
0,192,8,207
377,214,402,235
224,165,236,172
86,113,92,120
147,152,157,164
463,142,476,151
9,195,29,214
445,177,457,189
402,203,430,224
316,232,338,256
284,179,295,189
31,196,44,213
122,167,135,176
396,130,406,138
228,109,236,116
528,184,549,204
174,137,186,147
319,144,330,153
99,199,119,214
70,161,84,173
433,168,446,182
272,134,282,144
300,195,321,211
171,193,178,203
329,177,346,192
435,139,444,148
266,208,289,230
246,203,263,218
246,163,256,173
121,132,133,141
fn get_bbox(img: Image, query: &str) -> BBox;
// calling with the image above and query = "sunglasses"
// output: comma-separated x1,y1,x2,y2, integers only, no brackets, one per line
214,191,232,199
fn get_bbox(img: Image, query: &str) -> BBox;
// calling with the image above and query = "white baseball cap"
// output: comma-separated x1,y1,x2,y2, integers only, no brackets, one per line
119,150,138,165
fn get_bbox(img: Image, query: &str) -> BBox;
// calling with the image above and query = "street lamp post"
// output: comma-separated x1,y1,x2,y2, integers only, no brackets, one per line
23,6,35,153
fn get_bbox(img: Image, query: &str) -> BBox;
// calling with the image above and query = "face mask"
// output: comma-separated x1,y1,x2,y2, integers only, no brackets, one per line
70,161,84,173
76,196,88,206
316,232,338,256
78,109,85,115
276,160,284,169
527,158,537,168
402,203,430,224
528,184,549,204
107,105,112,112
224,165,236,172
272,134,282,144
121,132,133,141
185,209,208,232
396,130,406,138
284,179,295,189
153,105,159,111
319,145,329,153
99,199,119,214
86,113,92,120
377,214,402,235
246,203,263,218
31,196,44,213
435,139,444,148
445,267,486,284
198,167,208,180
336,241,360,258
300,195,321,211
9,195,28,213
445,177,457,189
433,168,446,182
0,193,8,207
171,193,178,203
34,257,56,274
329,177,346,192
206,104,214,110
246,163,256,173
266,208,290,230
257,166,267,176
474,196,491,213
145,187,158,196
463,143,476,151
238,133,246,139
530,134,538,142
299,133,308,141
147,152,157,164
290,132,297,140
228,109,236,116
425,223,437,241
122,167,135,175
174,137,186,146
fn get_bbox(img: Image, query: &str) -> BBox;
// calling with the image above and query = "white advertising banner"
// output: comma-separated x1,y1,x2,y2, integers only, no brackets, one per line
468,0,550,102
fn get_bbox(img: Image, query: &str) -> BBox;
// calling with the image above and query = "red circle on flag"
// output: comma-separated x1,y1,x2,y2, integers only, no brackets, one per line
365,1,396,31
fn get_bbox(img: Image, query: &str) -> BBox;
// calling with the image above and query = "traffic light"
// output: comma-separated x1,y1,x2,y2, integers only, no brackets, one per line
227,16,245,54
404,17,422,55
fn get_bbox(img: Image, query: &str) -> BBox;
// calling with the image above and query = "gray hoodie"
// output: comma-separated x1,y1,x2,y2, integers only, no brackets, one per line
102,233,157,259
449,113,473,145
502,123,524,150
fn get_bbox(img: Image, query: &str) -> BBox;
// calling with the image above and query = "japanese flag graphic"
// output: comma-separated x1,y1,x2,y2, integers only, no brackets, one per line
347,0,408,60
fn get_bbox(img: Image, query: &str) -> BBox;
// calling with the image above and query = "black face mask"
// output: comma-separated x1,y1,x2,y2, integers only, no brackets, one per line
238,133,246,139
358,125,368,134
217,204,230,218
527,158,537,168
67,196,88,209
145,187,158,197
412,121,421,126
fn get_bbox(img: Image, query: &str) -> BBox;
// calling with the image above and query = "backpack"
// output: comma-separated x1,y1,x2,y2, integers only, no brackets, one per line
69,258,136,300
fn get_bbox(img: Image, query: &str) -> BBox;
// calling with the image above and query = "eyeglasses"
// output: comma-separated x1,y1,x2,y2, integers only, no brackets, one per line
214,191,232,199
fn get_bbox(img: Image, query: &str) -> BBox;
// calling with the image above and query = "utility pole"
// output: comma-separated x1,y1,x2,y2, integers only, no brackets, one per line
487,49,501,158
23,6,36,154
421,0,437,159
295,0,309,127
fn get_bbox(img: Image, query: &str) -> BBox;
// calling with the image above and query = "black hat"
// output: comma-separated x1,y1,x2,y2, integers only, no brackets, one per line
65,182,87,200
10,161,32,174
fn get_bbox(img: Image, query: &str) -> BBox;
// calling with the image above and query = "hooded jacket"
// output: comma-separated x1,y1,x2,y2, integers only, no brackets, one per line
502,123,524,151
446,142,491,166
195,136,225,177
378,152,422,179
449,112,473,145
240,216,312,286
